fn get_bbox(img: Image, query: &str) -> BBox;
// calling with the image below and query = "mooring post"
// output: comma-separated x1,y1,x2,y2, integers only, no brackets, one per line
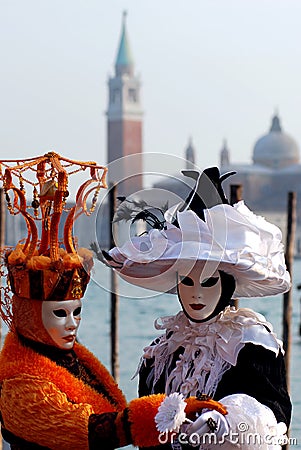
109,183,120,383
230,184,243,310
282,192,296,393
230,184,243,206
0,188,4,347
0,188,5,450
282,192,296,450
298,283,301,337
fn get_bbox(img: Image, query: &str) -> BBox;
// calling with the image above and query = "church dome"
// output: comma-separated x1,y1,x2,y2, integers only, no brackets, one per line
253,114,300,169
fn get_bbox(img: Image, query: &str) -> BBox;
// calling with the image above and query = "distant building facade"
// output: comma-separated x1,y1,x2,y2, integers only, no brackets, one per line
152,137,198,202
220,113,301,236
153,114,301,251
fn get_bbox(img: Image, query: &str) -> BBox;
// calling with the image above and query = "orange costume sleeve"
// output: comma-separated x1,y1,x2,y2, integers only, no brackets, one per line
0,333,226,449
127,394,166,447
1,375,93,450
126,394,227,448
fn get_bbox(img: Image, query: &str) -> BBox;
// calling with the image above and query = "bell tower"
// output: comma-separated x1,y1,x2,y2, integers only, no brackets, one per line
107,12,143,195
220,139,230,168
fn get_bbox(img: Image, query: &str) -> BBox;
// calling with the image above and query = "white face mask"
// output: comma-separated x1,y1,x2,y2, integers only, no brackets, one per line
41,300,82,349
177,265,222,322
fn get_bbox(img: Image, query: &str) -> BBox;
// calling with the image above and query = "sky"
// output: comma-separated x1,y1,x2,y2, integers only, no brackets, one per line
1,0,301,178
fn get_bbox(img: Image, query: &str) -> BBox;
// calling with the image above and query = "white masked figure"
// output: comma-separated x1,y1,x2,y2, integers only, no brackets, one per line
104,167,292,450
41,299,82,350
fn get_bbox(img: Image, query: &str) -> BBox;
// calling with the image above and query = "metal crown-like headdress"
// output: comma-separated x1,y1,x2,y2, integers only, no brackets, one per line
0,152,107,325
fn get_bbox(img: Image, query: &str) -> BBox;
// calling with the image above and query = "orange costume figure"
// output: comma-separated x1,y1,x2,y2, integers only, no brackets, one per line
0,154,224,450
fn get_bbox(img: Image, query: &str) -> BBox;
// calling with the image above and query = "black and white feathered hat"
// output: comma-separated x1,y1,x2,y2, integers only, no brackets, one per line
103,167,290,298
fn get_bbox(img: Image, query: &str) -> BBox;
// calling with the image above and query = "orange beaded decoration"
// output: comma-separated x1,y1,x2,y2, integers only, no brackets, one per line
0,152,107,328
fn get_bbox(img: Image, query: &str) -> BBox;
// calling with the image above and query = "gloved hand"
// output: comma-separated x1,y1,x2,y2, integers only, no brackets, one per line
185,409,230,445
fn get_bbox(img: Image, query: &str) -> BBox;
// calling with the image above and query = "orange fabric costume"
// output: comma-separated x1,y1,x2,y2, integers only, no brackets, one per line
0,332,219,449
0,155,225,449
0,332,165,449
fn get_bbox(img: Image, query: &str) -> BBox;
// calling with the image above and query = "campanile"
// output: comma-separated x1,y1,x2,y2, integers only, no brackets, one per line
107,12,143,195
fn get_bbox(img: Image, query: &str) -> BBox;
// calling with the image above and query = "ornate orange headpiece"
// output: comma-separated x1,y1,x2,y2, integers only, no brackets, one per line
0,152,107,326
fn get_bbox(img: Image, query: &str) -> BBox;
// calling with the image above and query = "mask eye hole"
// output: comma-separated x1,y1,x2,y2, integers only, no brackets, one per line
73,307,82,317
179,276,194,286
201,277,219,288
53,309,67,318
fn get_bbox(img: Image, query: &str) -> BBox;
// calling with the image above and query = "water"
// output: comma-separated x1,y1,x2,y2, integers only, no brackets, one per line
1,259,301,449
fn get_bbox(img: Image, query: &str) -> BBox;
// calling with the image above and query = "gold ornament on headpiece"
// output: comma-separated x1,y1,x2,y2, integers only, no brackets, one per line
0,152,107,328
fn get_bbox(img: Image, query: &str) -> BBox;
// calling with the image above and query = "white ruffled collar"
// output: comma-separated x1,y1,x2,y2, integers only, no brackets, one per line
143,307,282,397
147,306,282,365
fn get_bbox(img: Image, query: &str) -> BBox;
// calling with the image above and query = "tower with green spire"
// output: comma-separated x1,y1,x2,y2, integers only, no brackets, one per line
115,11,134,77
107,11,143,194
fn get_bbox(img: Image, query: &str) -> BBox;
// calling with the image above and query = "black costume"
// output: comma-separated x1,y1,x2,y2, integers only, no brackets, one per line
139,310,291,449
103,167,292,449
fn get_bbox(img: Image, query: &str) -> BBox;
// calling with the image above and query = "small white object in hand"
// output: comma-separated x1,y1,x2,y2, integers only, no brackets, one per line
155,392,187,433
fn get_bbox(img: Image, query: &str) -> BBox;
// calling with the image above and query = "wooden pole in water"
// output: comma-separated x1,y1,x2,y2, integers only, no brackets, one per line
0,188,5,348
0,188,5,350
230,184,243,310
283,192,296,392
109,184,120,383
298,283,301,337
230,184,243,206
0,188,5,450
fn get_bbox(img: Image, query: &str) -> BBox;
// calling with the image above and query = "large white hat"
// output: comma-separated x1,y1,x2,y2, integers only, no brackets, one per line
104,168,290,298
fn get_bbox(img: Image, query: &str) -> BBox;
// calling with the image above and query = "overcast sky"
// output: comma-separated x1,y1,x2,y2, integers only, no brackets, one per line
1,0,301,176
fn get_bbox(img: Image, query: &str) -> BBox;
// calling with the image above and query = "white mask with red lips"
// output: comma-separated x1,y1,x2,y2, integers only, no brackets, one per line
177,264,222,322
41,299,82,349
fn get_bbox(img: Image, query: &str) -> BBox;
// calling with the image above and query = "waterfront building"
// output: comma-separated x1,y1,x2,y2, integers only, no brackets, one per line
220,113,301,236
106,11,143,196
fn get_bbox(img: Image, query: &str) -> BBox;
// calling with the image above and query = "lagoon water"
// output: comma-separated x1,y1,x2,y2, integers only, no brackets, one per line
1,259,301,449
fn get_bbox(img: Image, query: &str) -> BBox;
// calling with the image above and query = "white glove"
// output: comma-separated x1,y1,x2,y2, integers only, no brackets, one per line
185,410,229,444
